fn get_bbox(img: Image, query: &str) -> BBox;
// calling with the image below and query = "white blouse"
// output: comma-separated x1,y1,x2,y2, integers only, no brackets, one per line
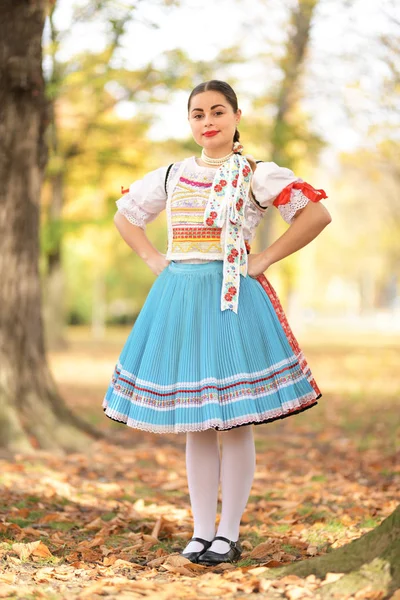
116,156,310,239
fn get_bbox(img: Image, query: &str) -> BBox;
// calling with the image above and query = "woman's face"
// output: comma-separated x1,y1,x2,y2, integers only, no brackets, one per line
188,90,241,157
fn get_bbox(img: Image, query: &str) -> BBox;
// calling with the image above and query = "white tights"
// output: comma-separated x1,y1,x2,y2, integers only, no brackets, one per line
183,425,256,555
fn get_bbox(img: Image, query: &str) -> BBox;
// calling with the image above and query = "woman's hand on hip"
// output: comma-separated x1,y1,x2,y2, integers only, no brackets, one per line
247,253,271,278
146,253,170,276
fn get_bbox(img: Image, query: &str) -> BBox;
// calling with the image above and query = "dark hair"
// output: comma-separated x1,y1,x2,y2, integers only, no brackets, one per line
188,80,241,144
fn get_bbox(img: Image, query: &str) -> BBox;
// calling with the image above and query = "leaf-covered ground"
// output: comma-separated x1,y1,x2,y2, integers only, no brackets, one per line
0,328,399,599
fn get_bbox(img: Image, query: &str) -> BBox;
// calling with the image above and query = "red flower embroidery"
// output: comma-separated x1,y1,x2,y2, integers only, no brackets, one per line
232,180,237,188
206,217,214,226
214,184,222,192
231,249,239,257
224,293,233,301
227,255,234,263
220,179,227,187
228,286,237,295
210,211,217,218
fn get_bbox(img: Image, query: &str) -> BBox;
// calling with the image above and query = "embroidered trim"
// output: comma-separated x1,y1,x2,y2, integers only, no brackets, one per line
180,177,213,188
203,155,252,313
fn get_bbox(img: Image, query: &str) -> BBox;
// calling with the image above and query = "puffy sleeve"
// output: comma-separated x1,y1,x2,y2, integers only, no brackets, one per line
251,161,328,225
116,166,168,229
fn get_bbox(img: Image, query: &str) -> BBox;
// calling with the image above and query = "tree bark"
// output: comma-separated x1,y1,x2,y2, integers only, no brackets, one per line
0,0,100,452
259,0,320,251
264,505,400,599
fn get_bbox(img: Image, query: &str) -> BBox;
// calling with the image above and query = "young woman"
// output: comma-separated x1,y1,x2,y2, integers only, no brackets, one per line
103,80,331,566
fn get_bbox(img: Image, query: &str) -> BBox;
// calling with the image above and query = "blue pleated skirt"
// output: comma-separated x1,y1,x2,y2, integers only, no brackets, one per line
103,261,320,433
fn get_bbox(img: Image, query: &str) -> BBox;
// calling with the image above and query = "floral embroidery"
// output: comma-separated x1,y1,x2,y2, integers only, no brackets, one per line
203,154,252,313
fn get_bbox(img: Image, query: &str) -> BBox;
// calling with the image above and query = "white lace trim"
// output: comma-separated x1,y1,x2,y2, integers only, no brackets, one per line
278,189,309,224
119,207,145,229
103,393,318,434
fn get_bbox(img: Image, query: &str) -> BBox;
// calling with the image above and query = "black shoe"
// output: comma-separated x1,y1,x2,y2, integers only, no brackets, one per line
181,537,212,563
197,535,242,565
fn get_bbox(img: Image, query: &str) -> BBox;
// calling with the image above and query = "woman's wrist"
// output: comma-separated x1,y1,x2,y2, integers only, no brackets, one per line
259,249,274,271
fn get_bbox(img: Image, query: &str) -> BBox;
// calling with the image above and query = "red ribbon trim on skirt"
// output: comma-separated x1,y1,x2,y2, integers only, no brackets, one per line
256,273,322,398
273,181,328,207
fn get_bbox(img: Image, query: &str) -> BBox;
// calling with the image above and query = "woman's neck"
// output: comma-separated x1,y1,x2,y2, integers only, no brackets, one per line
202,146,233,159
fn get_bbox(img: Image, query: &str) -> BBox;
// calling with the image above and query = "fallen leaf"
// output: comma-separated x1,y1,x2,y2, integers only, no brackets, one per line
12,541,52,560
250,539,281,559
321,572,345,585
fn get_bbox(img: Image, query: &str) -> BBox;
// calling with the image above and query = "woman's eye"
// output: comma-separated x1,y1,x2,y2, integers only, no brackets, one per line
194,114,203,119
215,111,224,116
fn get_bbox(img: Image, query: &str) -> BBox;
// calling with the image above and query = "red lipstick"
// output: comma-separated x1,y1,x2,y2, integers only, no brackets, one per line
203,131,219,137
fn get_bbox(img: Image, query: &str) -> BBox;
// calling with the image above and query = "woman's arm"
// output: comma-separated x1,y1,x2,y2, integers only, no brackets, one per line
114,212,169,275
247,201,332,278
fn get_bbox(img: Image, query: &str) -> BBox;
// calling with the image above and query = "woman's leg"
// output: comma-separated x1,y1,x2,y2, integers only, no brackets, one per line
182,428,220,553
209,424,256,553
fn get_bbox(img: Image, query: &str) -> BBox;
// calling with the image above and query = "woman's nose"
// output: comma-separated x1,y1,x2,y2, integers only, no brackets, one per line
204,113,214,127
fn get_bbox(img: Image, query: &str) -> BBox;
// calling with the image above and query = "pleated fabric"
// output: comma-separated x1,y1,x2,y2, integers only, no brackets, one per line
103,261,321,433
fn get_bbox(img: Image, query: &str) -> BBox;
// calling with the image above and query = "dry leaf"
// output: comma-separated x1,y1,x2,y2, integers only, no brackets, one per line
12,540,52,560
250,540,281,559
321,572,345,585
86,517,104,530
0,584,18,598
164,554,191,567
151,516,163,539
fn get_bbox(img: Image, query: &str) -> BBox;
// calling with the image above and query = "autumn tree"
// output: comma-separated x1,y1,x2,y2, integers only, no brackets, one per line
0,0,98,452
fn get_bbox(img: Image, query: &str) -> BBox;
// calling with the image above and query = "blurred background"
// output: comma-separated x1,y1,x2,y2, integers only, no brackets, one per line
40,0,400,432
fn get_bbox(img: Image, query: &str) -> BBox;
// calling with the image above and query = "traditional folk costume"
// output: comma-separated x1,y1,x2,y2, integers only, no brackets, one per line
103,153,327,434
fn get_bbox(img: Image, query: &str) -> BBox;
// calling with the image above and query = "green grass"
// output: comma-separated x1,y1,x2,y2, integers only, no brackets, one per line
359,517,382,529
15,496,42,508
272,523,291,533
236,557,260,567
324,519,347,533
296,503,330,523
311,474,328,482
7,517,31,527
28,510,45,520
244,531,267,548
282,544,302,557
104,533,132,548
101,512,118,521
46,522,78,532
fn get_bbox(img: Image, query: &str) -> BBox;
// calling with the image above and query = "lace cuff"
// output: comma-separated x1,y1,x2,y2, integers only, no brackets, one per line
277,189,309,224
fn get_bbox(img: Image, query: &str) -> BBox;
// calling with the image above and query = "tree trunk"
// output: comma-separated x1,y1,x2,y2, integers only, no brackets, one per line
44,169,68,349
259,0,319,250
264,505,400,598
0,0,100,452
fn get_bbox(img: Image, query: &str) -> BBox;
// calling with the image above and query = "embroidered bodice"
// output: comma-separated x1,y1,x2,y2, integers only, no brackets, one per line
116,156,327,312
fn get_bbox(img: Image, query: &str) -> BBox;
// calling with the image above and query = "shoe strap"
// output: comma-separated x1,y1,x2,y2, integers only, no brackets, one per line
190,537,211,547
213,535,235,547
